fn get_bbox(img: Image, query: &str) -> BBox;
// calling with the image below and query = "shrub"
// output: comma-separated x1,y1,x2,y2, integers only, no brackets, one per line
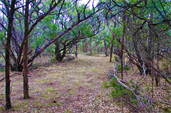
102,78,132,98
51,56,56,62
117,65,130,71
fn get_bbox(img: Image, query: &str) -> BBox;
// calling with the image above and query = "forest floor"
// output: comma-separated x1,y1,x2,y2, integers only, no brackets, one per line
0,54,170,113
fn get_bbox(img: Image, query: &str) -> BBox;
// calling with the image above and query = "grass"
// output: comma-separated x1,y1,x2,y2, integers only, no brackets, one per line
65,109,71,113
33,101,40,106
74,81,79,85
1,54,168,112
46,86,56,93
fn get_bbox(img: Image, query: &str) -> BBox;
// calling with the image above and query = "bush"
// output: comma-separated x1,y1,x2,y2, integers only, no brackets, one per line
91,50,98,56
117,65,130,71
114,56,120,62
51,56,56,62
102,78,132,98
124,65,130,71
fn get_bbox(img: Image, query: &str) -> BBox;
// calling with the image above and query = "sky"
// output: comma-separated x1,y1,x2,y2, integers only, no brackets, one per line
0,0,99,17
79,0,99,9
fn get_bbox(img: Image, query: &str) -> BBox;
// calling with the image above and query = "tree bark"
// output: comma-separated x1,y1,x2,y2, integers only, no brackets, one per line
121,4,126,80
155,43,160,86
55,39,62,61
75,44,78,58
104,40,108,56
89,38,92,55
23,0,29,99
5,0,16,109
110,38,114,62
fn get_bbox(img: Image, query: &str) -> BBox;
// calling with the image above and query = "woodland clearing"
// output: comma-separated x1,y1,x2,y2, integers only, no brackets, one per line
0,54,170,113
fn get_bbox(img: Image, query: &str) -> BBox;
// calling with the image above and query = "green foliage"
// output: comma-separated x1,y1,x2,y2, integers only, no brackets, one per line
102,78,132,98
47,44,56,54
117,65,121,71
131,99,138,104
0,94,4,102
65,109,71,113
114,55,119,61
0,32,5,41
129,80,134,85
0,67,4,71
89,50,98,56
51,56,57,62
117,65,130,71
124,66,130,71
163,107,171,112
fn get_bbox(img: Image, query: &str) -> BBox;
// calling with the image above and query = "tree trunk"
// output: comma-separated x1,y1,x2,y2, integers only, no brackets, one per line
55,39,62,61
110,38,114,62
5,0,16,109
75,44,78,58
83,40,88,53
23,0,30,99
121,5,126,80
89,37,92,55
146,12,154,75
132,36,144,74
155,42,160,86
104,40,108,56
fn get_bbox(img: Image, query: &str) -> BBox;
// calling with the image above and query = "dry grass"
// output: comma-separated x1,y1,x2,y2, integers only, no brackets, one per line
0,54,170,113
0,54,131,113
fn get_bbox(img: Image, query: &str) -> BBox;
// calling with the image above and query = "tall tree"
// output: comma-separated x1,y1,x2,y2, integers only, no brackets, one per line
120,0,126,80
4,0,16,109
23,0,29,99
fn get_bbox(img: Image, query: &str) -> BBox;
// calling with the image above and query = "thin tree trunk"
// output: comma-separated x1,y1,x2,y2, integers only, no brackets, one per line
155,43,160,86
104,40,108,56
121,6,126,80
110,38,114,62
151,61,154,98
90,38,92,55
55,39,62,61
23,0,29,99
5,0,16,109
75,44,78,58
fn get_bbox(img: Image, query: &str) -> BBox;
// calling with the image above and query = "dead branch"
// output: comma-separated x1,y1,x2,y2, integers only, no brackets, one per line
111,65,152,113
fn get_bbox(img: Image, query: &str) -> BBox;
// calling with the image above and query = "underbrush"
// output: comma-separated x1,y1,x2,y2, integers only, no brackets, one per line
102,77,153,112
102,66,171,113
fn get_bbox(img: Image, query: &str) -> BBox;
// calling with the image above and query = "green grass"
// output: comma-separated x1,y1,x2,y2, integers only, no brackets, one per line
74,81,79,85
46,86,56,93
65,109,71,113
18,80,22,83
69,89,76,95
43,103,53,107
0,106,5,110
42,93,49,100
33,101,40,106
13,103,21,111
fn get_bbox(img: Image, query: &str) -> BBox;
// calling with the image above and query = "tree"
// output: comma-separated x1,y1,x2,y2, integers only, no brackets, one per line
0,0,104,70
27,0,103,62
1,0,65,71
0,0,104,108
23,0,29,99
1,0,17,109
103,0,171,84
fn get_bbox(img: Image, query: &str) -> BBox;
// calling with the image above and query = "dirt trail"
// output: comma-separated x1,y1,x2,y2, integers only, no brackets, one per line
0,54,129,113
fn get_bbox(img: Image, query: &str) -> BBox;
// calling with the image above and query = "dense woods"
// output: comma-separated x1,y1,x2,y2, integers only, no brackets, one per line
0,0,170,112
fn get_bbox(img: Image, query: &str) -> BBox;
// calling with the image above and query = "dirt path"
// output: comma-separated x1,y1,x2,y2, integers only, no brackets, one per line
0,54,129,113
